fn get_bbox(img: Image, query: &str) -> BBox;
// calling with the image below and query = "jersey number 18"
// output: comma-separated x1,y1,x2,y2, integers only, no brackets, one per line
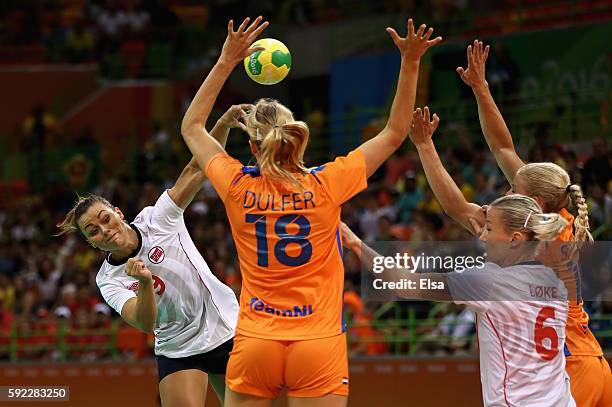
246,214,312,267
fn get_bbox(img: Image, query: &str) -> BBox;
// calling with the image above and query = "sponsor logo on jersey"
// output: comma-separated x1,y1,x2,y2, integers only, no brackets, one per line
148,246,165,264
249,297,313,318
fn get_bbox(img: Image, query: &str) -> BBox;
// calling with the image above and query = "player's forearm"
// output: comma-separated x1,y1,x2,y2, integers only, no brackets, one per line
134,279,157,332
472,85,522,181
472,84,513,150
168,158,207,209
383,58,421,143
209,120,232,149
415,141,472,225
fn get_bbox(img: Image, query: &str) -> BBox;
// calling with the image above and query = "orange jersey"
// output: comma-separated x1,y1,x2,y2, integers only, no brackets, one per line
556,208,603,357
205,149,367,340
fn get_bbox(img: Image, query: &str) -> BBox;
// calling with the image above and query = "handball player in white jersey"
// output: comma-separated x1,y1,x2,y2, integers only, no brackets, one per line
341,193,576,407
56,105,250,406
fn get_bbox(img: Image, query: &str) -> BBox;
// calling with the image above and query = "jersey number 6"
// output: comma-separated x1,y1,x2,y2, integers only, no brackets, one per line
246,214,313,267
534,306,559,361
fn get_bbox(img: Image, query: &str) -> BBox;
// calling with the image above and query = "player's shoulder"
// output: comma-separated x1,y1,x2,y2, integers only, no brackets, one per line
133,205,152,225
95,260,118,285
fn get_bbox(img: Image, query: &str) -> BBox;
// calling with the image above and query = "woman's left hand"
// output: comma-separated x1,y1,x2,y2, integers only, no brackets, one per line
219,16,269,67
218,104,253,131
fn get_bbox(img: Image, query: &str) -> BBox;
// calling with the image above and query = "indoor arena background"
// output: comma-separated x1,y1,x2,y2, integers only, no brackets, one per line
0,1,611,406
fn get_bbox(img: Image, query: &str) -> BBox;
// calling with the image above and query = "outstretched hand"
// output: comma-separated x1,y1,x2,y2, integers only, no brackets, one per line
220,16,269,66
409,106,440,146
386,19,442,61
456,39,489,90
218,104,252,131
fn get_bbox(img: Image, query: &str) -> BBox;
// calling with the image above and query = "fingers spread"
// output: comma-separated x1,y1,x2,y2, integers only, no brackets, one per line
407,19,414,36
245,16,262,34
237,17,250,33
483,45,490,62
249,21,269,42
431,113,440,131
386,27,400,45
416,23,426,37
467,44,474,66
427,36,442,47
247,46,265,55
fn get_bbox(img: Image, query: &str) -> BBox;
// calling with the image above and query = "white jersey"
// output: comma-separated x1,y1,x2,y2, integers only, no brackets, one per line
96,191,239,358
447,262,575,407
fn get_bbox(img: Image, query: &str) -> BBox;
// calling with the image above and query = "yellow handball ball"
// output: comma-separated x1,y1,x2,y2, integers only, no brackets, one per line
244,38,291,85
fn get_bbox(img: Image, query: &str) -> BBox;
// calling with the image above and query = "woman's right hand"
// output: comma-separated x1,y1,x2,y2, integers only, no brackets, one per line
456,40,489,91
219,16,269,67
125,258,153,283
386,19,442,62
409,106,440,147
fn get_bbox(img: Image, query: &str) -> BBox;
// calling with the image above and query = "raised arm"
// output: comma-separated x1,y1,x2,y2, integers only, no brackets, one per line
340,222,451,301
456,40,524,182
358,19,442,178
409,107,484,235
169,104,252,209
181,17,268,172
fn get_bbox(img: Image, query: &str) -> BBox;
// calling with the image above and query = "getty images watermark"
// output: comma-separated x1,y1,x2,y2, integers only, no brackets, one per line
358,241,612,301
371,252,485,290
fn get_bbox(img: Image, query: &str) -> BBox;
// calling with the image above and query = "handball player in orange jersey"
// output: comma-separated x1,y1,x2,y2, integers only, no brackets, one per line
180,16,441,407
454,39,612,406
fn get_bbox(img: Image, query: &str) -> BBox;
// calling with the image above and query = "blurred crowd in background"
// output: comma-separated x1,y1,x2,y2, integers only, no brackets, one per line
1,0,611,362
2,0,602,78
1,125,610,360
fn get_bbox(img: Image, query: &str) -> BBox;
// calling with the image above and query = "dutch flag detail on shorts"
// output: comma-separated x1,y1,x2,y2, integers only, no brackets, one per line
342,377,349,385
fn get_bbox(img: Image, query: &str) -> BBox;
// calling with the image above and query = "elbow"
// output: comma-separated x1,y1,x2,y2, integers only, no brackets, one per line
180,122,196,140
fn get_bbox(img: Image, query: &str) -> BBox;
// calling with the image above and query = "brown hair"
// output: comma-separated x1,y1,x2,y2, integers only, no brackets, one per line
56,194,113,236
246,98,309,189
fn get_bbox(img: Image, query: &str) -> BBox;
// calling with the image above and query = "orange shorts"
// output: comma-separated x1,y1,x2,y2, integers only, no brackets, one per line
566,356,612,407
226,333,349,399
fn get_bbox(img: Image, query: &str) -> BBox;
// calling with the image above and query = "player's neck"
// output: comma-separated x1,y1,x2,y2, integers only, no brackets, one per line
110,226,140,262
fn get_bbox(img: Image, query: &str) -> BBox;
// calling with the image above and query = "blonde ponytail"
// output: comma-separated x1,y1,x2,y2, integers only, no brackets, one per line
490,194,568,240
515,163,570,211
246,99,310,189
516,162,593,242
567,184,593,242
